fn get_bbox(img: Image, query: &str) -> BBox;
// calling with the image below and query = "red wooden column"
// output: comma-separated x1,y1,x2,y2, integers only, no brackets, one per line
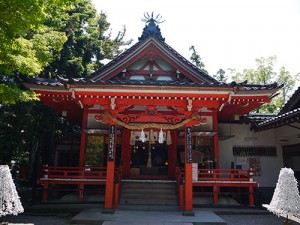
183,125,194,216
249,185,255,206
121,128,131,177
79,107,88,167
104,122,117,213
168,130,177,178
213,185,219,204
213,110,219,169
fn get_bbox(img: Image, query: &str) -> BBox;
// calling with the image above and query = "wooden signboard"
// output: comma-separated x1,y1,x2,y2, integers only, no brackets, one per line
108,125,115,161
186,127,192,163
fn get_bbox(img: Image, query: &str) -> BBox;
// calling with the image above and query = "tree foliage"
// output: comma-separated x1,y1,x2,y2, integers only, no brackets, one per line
0,0,72,76
0,0,131,104
0,0,72,104
213,69,228,83
189,45,207,73
0,101,75,178
0,0,132,174
41,0,132,78
229,56,298,113
0,83,38,105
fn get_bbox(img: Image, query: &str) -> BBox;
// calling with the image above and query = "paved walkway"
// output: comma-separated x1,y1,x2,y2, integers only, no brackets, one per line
3,208,299,225
4,213,297,225
72,208,226,224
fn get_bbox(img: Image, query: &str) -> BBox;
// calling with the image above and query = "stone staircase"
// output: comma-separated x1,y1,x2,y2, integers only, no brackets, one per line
118,180,179,211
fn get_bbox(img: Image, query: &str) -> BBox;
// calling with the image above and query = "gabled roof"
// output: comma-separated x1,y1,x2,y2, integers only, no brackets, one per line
22,16,281,124
24,18,281,94
72,19,220,87
81,38,218,85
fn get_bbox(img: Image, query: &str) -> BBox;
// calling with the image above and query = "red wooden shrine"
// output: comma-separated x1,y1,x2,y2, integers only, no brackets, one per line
24,15,279,214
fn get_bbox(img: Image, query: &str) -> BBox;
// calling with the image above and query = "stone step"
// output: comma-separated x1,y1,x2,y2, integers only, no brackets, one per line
120,193,177,200
121,182,176,189
117,204,180,211
121,188,177,194
119,197,178,205
119,180,179,207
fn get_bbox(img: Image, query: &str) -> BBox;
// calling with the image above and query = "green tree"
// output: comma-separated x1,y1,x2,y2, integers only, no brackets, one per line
275,67,296,109
231,56,277,84
189,45,207,72
0,101,74,181
0,0,131,104
213,69,228,83
41,0,132,78
0,0,72,104
229,56,297,113
0,0,132,172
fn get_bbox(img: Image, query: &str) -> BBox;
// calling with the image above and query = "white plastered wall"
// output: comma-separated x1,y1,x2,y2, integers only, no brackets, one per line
218,123,284,187
274,122,300,145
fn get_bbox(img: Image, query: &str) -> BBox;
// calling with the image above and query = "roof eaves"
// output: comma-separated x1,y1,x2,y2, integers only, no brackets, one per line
24,77,64,87
252,108,300,132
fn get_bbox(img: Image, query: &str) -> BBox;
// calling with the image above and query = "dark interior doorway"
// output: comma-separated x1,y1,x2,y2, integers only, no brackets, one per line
283,144,300,182
130,141,168,177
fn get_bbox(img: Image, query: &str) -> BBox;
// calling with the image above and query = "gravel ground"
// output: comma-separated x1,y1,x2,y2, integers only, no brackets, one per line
2,214,299,225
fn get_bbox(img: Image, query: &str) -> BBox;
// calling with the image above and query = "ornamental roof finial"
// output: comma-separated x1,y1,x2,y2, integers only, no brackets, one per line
141,12,166,24
139,12,165,42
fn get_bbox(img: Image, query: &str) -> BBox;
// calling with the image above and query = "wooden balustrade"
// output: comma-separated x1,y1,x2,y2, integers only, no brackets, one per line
38,165,122,203
176,167,256,181
176,167,258,206
41,165,121,180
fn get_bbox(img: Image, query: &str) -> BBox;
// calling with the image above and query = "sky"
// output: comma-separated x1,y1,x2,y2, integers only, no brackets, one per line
91,0,300,78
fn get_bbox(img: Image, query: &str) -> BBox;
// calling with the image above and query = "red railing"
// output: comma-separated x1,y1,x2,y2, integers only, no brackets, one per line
40,165,121,180
38,165,123,205
176,167,256,182
176,167,257,207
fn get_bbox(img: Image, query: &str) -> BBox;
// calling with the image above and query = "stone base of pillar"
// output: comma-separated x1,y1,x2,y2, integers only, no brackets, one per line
182,210,195,216
102,208,115,214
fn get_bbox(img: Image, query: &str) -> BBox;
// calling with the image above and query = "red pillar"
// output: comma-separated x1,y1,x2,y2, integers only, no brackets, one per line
79,107,88,167
121,128,131,177
79,183,84,203
42,183,49,202
168,130,177,178
183,126,194,216
213,185,219,204
249,185,255,206
213,110,219,169
104,124,117,213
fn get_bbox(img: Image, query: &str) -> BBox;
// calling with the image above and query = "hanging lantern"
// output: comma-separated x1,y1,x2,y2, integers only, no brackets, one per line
130,131,135,145
140,129,146,142
167,130,172,145
158,128,164,144
149,129,155,144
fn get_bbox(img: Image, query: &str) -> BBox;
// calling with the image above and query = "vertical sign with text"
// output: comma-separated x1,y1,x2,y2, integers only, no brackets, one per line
186,127,192,163
108,125,115,161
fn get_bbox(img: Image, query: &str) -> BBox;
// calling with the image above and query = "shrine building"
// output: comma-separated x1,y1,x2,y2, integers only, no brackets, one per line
23,15,283,214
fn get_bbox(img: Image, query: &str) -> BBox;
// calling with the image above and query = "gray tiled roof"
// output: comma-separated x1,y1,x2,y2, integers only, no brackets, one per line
251,108,300,132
